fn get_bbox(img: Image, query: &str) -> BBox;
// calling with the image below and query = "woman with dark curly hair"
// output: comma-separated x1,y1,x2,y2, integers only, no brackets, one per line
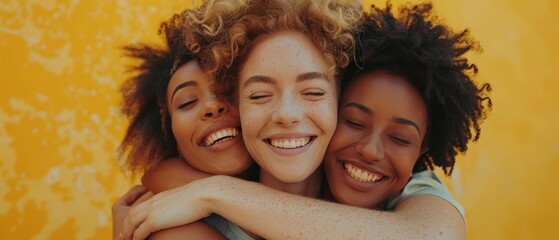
122,1,491,239
111,11,257,239
325,2,491,213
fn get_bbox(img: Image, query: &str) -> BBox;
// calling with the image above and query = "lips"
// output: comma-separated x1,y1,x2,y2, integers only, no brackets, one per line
201,127,239,147
343,162,384,183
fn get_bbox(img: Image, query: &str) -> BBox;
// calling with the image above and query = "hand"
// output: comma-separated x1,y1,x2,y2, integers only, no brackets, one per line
121,177,216,240
112,185,151,240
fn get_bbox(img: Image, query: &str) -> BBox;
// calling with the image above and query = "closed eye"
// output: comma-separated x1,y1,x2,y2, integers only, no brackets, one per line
178,99,198,109
248,92,273,103
249,94,272,100
304,92,324,96
302,88,326,100
345,119,365,129
390,136,411,145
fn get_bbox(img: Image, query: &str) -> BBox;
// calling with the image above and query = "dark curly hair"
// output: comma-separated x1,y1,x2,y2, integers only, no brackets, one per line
118,18,195,174
342,2,492,176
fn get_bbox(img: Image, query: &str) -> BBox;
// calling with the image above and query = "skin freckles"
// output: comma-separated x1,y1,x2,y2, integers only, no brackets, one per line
238,31,337,187
167,60,252,175
325,71,428,209
119,2,479,238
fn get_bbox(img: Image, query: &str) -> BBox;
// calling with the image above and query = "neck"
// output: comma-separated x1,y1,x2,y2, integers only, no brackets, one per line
259,168,323,198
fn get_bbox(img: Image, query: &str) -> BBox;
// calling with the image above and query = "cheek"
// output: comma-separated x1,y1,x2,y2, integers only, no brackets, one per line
171,114,194,145
239,103,269,145
387,149,419,193
309,98,338,134
327,124,354,151
239,103,255,131
391,148,421,174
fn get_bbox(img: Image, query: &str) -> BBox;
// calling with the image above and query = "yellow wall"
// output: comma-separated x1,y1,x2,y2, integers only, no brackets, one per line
1,0,557,239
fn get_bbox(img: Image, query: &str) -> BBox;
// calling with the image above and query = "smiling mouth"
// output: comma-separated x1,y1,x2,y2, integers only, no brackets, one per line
268,137,313,149
344,162,384,183
203,128,239,147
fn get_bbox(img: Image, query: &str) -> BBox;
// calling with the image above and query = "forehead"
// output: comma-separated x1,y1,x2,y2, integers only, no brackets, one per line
239,31,330,79
344,71,419,100
167,61,211,98
343,71,427,124
168,60,206,88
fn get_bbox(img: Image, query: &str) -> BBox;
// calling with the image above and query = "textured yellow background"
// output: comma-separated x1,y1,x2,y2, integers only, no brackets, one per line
1,0,558,239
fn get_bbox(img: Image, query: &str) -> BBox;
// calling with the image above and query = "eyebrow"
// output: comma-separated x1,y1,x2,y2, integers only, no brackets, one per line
393,117,421,135
343,102,372,114
171,81,198,100
343,102,421,134
242,72,329,89
243,75,276,89
296,72,330,82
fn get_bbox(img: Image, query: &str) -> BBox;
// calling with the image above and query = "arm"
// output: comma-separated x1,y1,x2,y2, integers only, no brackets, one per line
124,175,465,240
206,176,465,239
142,157,210,194
113,186,224,240
140,158,225,240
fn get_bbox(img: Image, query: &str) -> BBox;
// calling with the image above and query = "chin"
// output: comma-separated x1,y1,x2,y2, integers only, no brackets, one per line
273,168,315,183
334,192,372,208
275,173,309,183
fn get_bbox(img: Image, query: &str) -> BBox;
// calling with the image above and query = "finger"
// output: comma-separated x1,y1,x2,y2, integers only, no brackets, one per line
122,197,152,240
114,185,147,208
122,214,136,240
131,191,154,207
123,186,149,205
132,217,156,240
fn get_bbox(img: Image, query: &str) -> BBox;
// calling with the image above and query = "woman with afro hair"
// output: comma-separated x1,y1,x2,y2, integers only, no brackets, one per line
122,1,491,239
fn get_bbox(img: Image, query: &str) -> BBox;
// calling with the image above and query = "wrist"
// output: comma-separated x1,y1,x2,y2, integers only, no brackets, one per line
198,175,236,215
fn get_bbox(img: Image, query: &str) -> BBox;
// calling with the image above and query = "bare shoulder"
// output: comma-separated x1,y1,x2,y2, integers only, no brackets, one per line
151,157,193,171
395,194,466,239
142,157,209,194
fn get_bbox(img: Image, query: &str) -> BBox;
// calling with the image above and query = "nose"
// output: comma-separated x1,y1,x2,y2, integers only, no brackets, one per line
200,97,229,120
355,134,385,162
271,96,303,126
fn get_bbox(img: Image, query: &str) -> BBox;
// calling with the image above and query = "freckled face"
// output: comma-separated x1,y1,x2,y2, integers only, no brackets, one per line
167,60,252,175
325,71,427,209
238,31,338,183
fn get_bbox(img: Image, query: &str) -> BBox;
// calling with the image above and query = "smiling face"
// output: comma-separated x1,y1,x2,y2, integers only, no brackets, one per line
324,71,428,209
238,31,338,183
167,60,252,175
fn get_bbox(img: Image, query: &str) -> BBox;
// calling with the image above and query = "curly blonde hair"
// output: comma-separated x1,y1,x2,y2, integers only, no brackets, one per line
166,0,363,95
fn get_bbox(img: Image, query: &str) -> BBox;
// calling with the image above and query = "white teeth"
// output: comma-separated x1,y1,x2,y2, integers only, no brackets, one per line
343,163,383,183
203,128,238,146
269,137,311,149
